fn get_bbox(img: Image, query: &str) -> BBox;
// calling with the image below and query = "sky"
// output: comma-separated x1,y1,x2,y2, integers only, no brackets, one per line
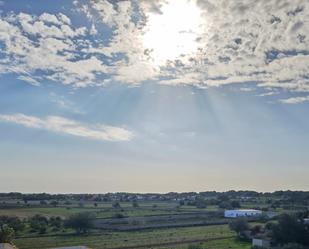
0,0,309,193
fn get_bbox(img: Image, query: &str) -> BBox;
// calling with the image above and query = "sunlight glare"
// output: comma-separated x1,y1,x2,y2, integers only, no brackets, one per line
143,0,203,66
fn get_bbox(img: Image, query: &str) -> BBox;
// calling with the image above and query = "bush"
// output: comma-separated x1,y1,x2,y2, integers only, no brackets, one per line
65,213,94,234
282,243,306,249
50,216,62,229
112,202,121,209
271,214,309,246
29,215,48,234
132,200,139,208
0,216,25,233
251,224,262,236
229,218,249,238
0,225,15,243
113,213,125,219
50,201,59,207
195,198,207,209
231,200,241,208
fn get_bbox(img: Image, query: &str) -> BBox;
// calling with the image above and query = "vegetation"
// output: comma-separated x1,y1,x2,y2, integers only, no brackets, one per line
29,214,49,234
228,218,249,238
0,191,308,248
0,215,24,243
65,212,94,234
271,213,309,247
0,225,15,243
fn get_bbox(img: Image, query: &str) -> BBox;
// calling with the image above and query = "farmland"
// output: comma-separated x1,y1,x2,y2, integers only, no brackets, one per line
13,225,238,249
0,191,308,249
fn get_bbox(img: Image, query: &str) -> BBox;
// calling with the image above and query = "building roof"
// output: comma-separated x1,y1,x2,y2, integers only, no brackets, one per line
226,209,261,212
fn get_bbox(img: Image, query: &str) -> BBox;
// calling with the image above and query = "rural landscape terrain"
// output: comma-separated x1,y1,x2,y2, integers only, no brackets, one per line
1,0,309,248
0,191,309,249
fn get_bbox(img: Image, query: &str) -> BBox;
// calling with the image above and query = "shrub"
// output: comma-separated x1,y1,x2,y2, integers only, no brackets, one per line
65,213,94,234
0,225,15,243
29,215,48,234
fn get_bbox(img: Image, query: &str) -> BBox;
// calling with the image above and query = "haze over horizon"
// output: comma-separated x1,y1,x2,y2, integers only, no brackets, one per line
0,0,309,193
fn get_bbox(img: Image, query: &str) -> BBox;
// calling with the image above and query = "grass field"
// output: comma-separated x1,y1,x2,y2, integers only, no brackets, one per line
0,207,98,218
13,224,250,249
0,199,277,249
0,203,221,219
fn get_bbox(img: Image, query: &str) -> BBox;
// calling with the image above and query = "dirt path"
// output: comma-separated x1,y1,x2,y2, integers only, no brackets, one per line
109,236,234,249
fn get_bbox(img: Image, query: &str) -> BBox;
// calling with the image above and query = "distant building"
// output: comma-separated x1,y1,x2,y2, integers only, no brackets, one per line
252,238,271,248
0,244,17,249
224,209,262,218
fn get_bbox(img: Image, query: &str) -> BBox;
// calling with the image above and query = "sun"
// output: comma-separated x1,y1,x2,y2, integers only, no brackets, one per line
142,0,203,66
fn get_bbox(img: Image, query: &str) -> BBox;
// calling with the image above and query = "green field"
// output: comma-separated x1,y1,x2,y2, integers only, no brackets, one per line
1,194,300,249
13,224,249,249
0,202,221,219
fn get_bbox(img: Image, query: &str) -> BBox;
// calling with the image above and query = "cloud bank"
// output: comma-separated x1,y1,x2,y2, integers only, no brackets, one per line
0,114,133,142
0,0,308,102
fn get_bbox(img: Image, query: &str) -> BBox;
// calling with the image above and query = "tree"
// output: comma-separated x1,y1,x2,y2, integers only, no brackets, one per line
271,214,309,246
0,216,24,234
0,216,16,243
50,201,59,207
113,213,125,219
40,200,47,205
251,224,262,236
265,221,275,231
218,201,232,209
229,218,249,238
132,200,139,208
29,215,48,234
112,202,121,209
0,225,14,243
195,198,207,209
282,243,306,249
65,213,94,234
64,201,72,205
50,216,62,230
231,200,241,208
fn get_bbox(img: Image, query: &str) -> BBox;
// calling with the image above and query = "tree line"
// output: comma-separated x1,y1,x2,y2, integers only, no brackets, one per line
0,212,95,244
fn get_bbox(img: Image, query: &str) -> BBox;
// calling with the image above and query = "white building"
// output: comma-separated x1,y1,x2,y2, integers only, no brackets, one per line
224,209,262,218
252,238,271,248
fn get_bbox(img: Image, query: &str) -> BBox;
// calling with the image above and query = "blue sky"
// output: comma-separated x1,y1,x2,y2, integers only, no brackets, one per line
0,0,309,193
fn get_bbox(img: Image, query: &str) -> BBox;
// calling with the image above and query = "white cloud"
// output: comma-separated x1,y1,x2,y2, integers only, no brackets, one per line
0,12,106,87
39,13,62,26
280,96,309,104
239,87,255,92
0,114,133,142
57,13,71,25
0,0,309,101
257,91,278,97
17,75,40,86
86,0,309,94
